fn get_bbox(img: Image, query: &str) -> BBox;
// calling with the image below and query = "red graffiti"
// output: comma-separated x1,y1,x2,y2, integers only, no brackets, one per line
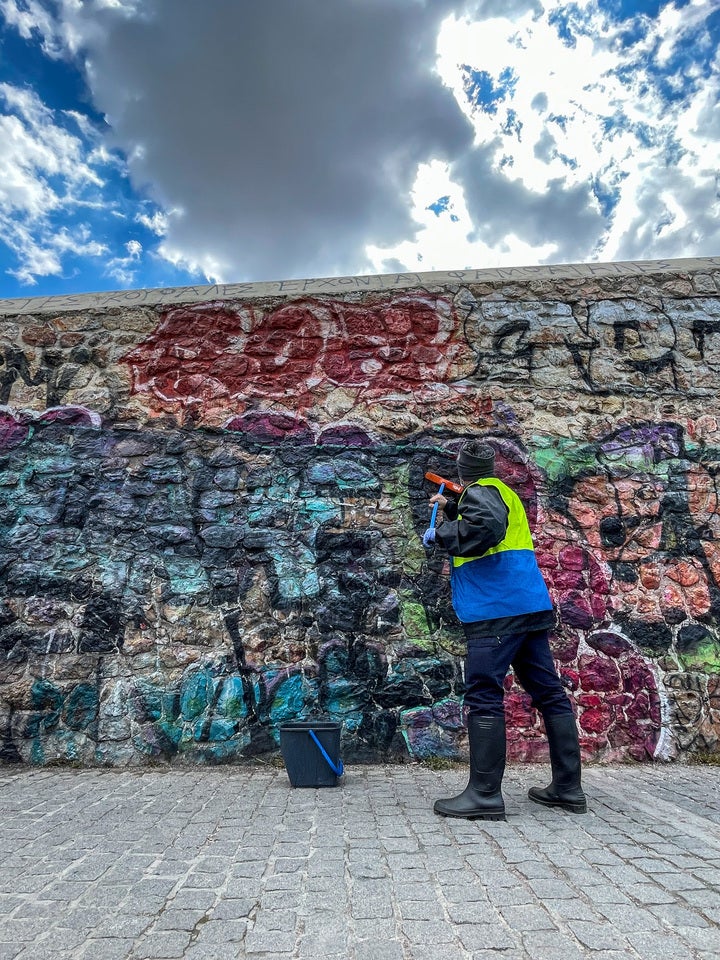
122,294,475,421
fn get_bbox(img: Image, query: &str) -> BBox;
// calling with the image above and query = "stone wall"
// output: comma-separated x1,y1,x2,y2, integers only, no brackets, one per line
1,256,720,766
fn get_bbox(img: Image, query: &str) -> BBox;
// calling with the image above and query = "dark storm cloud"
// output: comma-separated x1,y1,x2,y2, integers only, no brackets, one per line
69,0,476,282
453,143,605,262
464,0,543,17
611,165,720,263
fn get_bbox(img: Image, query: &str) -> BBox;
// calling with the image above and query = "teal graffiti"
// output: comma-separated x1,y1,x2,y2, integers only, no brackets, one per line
22,679,99,764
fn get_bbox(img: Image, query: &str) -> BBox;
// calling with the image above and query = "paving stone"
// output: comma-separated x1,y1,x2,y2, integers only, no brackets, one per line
94,916,150,939
352,919,399,941
0,920,47,943
542,898,602,922
153,910,208,932
621,882,678,904
79,940,136,960
649,901,710,927
403,946,466,960
130,930,191,958
656,871,707,891
674,925,720,951
527,879,576,899
0,946,23,960
38,927,89,950
457,923,521,951
183,948,246,960
400,919,457,944
166,891,216,911
595,903,662,931
2,766,720,960
566,920,631,950
192,919,248,943
624,930,697,960
397,899,445,920
678,887,720,909
243,930,296,954
13,948,69,960
499,904,559,931
209,899,256,920
521,930,587,960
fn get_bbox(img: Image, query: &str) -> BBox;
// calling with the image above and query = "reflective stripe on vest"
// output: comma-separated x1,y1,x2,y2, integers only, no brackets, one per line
452,477,533,568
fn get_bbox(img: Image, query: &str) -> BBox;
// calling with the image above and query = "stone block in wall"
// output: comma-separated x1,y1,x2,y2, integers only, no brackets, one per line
2,259,720,765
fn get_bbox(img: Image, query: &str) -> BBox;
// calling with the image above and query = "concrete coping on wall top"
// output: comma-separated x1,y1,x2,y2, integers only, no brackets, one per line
2,255,720,317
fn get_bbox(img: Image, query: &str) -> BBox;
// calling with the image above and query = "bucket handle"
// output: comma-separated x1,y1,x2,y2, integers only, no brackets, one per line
308,728,344,777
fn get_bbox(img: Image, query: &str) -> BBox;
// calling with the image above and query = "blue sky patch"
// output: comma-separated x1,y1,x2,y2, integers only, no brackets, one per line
0,21,99,119
592,174,625,218
461,65,518,115
427,196,450,216
595,0,685,22
611,10,720,106
0,20,199,297
548,4,596,48
426,196,460,223
501,109,522,141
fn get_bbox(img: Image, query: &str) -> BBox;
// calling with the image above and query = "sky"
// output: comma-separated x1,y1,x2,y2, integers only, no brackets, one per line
0,0,719,299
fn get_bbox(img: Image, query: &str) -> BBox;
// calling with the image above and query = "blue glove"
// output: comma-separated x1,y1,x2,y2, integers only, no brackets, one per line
422,527,436,547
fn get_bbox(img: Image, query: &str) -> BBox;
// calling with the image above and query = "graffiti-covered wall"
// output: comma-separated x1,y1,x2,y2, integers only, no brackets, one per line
2,257,720,766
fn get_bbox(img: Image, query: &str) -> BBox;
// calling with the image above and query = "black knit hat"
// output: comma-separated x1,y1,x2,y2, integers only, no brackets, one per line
457,441,495,482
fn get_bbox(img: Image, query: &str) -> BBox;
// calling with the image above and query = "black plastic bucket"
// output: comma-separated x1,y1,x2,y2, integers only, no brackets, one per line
279,721,344,788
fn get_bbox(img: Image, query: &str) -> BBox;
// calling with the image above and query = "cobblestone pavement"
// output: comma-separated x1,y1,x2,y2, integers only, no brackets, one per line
1,763,719,960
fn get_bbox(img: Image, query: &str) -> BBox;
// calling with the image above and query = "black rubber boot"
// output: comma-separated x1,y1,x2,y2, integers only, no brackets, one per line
434,715,506,821
528,713,587,814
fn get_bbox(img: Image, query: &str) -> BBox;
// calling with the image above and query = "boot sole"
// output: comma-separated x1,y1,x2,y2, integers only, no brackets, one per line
528,794,587,814
434,807,506,821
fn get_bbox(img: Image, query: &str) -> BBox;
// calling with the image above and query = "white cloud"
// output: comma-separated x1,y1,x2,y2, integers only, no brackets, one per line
0,0,61,53
136,209,169,235
105,237,143,284
1,0,719,289
0,82,111,283
5,0,477,283
366,159,557,272
435,0,720,265
154,240,224,285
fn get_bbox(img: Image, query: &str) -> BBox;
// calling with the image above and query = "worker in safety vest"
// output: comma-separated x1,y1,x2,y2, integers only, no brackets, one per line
423,439,587,820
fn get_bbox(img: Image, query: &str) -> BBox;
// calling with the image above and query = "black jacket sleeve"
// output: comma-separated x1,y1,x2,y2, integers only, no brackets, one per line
435,484,509,558
443,498,459,521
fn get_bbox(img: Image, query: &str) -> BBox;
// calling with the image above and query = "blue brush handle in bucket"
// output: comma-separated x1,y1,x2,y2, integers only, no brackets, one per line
308,729,344,777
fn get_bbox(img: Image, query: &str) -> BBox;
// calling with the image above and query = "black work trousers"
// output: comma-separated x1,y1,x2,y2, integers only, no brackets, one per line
464,628,573,719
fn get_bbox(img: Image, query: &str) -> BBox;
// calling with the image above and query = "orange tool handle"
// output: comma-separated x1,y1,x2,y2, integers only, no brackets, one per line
424,471,463,495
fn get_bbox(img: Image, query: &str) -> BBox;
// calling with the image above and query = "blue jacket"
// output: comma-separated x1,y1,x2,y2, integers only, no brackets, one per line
437,478,553,625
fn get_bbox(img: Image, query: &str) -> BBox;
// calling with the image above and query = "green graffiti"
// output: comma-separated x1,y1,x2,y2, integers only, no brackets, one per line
532,436,598,482
386,465,425,575
399,592,433,650
678,642,720,673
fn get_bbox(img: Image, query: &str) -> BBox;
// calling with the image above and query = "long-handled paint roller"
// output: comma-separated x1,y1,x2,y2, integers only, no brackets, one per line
424,472,463,531
424,472,463,495
429,482,445,528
